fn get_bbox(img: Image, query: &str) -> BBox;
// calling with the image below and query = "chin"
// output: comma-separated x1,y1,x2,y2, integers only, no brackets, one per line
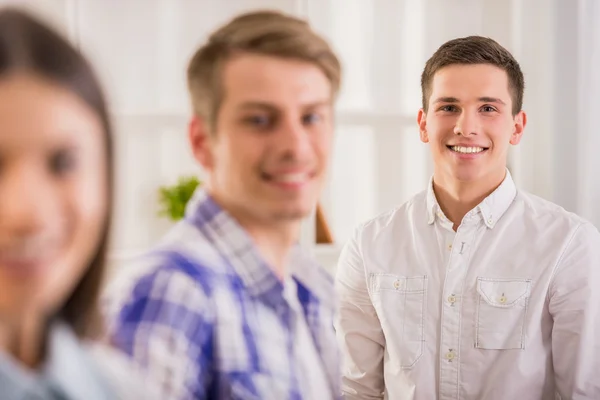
449,166,485,182
0,285,41,318
271,209,309,221
264,194,312,217
270,203,313,221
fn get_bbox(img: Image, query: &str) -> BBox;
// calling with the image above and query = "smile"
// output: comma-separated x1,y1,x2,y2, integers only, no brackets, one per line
261,171,316,190
447,145,488,154
266,172,310,183
0,238,60,275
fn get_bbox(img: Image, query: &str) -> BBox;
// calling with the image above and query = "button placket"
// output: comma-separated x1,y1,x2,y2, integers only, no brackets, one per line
439,224,481,399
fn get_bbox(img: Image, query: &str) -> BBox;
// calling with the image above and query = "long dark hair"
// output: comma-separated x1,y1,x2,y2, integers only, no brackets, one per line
0,8,113,338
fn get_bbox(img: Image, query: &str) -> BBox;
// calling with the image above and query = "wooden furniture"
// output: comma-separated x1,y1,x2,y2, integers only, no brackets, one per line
316,203,334,244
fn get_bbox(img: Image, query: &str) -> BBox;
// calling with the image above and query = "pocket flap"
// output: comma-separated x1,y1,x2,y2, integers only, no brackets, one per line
370,274,427,293
477,278,531,307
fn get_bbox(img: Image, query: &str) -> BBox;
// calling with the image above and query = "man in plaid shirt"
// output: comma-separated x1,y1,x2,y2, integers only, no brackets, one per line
102,10,343,400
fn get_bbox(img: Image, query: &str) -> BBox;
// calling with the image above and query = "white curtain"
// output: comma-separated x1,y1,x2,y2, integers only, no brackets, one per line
550,0,600,228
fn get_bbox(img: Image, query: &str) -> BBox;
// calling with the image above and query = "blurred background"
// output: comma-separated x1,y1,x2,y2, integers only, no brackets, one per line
2,0,599,274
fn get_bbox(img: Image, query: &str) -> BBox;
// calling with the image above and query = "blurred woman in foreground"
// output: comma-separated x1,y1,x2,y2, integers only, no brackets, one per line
0,8,151,399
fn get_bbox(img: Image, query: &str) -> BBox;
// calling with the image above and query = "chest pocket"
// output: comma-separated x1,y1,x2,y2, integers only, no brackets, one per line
475,277,531,350
369,274,428,368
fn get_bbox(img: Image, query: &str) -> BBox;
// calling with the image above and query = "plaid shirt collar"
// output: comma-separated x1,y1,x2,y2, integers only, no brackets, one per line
184,188,336,313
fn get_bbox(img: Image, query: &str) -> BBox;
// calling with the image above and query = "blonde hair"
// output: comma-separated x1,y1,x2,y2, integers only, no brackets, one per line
187,10,342,132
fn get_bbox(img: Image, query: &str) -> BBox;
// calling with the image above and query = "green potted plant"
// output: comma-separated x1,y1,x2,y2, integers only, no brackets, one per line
157,175,201,221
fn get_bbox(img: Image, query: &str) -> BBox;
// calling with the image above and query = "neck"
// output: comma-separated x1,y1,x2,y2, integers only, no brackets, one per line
209,190,299,279
0,312,45,369
433,169,506,231
244,222,299,279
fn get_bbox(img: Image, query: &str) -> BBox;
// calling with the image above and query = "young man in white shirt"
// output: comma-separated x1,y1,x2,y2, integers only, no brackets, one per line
335,35,600,400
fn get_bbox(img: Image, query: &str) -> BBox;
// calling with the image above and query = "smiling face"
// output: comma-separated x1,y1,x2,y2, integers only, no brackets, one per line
0,74,108,323
190,53,334,228
418,63,526,187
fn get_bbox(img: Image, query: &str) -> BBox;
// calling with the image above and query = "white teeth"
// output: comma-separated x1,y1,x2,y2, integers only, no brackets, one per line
451,146,485,154
271,173,308,183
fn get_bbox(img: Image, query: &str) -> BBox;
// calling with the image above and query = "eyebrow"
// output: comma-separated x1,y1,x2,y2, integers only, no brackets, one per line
237,102,276,111
433,96,506,105
236,100,331,111
479,96,506,105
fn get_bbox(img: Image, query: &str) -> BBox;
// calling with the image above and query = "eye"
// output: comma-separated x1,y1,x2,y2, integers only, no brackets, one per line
302,112,322,126
49,149,77,176
438,105,458,112
480,105,497,113
243,115,272,128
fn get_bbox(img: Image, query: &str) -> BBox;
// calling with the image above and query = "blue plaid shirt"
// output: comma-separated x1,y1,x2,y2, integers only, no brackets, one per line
102,189,341,399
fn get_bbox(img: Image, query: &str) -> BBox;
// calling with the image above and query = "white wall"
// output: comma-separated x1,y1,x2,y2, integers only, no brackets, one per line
1,0,598,274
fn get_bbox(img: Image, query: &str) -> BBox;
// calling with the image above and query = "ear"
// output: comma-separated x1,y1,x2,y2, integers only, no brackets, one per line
188,115,214,170
417,109,429,143
509,110,527,145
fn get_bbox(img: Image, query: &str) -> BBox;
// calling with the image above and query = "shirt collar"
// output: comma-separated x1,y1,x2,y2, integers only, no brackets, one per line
426,169,517,229
44,323,114,399
185,188,334,311
0,322,113,400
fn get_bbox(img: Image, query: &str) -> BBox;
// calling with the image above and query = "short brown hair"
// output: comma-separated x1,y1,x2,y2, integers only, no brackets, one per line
0,8,112,339
421,36,524,115
187,10,342,132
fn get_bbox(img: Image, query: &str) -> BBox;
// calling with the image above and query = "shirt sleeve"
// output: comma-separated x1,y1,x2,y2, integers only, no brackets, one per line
334,226,386,399
549,221,600,398
101,257,215,400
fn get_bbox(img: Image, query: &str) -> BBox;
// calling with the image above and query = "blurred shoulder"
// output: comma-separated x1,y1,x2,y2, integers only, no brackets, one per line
85,341,161,400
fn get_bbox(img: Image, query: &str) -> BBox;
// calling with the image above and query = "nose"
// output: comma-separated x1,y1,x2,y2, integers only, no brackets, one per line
276,117,313,160
454,109,480,136
0,162,54,237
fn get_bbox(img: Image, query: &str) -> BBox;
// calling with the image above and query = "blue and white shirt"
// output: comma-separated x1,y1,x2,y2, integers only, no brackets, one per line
102,189,341,400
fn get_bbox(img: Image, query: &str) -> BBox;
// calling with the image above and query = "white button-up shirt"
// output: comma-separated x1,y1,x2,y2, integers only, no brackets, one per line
335,171,600,399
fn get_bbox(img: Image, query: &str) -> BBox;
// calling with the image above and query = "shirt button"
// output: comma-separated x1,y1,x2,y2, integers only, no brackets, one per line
499,295,507,304
447,244,453,251
445,350,456,361
393,280,401,289
448,294,457,305
488,217,493,224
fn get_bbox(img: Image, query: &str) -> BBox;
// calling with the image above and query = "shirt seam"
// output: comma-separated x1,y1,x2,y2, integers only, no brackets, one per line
546,221,584,303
